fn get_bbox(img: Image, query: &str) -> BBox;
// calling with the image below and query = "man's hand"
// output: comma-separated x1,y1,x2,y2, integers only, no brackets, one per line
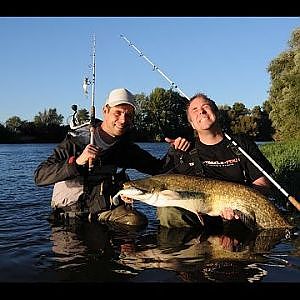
120,242,135,255
120,195,133,204
219,207,239,220
76,144,100,166
165,137,190,151
218,235,239,251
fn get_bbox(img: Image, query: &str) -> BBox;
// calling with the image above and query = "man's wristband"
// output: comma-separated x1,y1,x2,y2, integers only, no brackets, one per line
68,156,76,164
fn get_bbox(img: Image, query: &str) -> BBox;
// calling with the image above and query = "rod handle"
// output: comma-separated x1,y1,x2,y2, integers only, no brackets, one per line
288,195,300,211
88,159,94,172
88,126,95,172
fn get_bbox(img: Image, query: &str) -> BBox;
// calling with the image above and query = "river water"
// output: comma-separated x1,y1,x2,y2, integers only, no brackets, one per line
0,143,299,284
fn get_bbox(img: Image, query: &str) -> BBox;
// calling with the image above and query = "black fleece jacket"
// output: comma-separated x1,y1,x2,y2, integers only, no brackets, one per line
34,127,166,187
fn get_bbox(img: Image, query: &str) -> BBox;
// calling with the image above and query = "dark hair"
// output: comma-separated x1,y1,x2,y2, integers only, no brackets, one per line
187,92,218,112
186,93,219,122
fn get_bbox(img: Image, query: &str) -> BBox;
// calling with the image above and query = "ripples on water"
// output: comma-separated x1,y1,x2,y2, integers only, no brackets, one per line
0,143,299,284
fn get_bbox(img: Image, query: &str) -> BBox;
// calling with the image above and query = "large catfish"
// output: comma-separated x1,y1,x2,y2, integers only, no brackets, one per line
114,174,294,230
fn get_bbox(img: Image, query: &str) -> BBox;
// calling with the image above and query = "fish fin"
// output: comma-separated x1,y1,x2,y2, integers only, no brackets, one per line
159,190,182,200
233,209,257,231
196,213,205,226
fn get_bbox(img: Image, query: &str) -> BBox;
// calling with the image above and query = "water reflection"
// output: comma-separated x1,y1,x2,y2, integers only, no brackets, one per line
30,214,300,282
51,222,114,264
48,219,150,281
115,223,292,283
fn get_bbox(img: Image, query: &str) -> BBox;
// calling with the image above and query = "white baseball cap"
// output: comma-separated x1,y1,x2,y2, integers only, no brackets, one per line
105,88,136,109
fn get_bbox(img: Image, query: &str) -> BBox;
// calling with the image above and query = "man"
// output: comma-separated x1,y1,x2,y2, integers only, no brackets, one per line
157,92,275,228
34,88,189,226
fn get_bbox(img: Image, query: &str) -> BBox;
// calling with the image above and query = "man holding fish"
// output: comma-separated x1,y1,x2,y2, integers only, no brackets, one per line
121,92,277,229
34,88,190,226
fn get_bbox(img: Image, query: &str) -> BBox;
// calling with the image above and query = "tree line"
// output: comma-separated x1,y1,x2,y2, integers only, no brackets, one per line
132,88,275,142
0,27,299,143
0,92,276,143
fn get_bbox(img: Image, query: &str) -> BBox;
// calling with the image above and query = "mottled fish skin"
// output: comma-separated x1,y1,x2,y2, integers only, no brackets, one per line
121,174,294,230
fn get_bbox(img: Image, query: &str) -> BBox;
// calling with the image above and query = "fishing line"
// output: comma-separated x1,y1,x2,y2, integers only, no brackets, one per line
120,34,300,211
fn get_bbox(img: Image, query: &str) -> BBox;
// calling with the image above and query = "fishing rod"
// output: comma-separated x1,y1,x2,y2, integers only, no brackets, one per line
88,34,97,172
120,34,300,211
76,35,97,172
68,36,97,172
120,34,190,100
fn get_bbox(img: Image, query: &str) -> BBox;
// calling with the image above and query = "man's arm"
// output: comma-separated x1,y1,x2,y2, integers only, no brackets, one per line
252,176,272,196
118,137,191,176
34,139,83,186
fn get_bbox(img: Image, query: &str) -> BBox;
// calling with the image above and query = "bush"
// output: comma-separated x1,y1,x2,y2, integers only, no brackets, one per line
259,139,300,207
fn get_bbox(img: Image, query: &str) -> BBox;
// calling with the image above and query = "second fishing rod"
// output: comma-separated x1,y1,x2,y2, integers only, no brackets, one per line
120,34,300,212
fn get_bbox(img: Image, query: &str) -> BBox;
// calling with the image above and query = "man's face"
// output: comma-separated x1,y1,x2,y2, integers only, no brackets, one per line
187,97,217,131
102,104,135,137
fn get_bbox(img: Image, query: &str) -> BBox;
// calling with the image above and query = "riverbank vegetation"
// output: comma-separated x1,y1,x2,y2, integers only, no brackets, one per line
260,139,300,204
0,90,275,143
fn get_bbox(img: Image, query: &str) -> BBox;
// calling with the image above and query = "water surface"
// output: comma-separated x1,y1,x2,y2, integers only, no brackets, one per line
0,143,299,283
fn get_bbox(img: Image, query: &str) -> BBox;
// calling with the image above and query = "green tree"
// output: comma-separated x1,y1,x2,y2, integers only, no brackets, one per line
267,27,300,141
228,102,250,134
252,103,274,141
228,102,249,120
133,93,154,141
34,108,64,126
218,104,232,132
76,108,90,124
5,116,24,133
147,87,190,141
0,123,11,142
232,114,257,137
133,88,191,141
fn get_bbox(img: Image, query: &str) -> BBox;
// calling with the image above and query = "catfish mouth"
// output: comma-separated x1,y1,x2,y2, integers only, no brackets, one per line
123,179,166,194
123,182,133,189
123,182,152,193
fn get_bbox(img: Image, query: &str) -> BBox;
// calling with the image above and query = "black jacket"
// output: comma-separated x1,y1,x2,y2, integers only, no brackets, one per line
34,125,167,212
34,127,165,187
162,133,275,185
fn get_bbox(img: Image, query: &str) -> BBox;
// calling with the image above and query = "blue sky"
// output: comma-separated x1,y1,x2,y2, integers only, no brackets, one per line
0,17,299,125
